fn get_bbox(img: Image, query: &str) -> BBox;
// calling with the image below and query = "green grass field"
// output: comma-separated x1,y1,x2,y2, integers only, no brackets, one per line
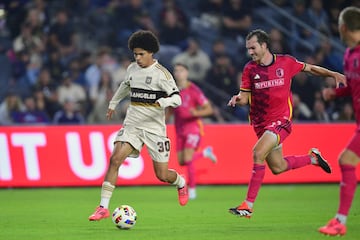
1,185,359,240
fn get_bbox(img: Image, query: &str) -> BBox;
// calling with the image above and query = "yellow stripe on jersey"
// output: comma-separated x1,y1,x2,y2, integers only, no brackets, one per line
240,87,251,92
275,133,280,145
130,102,160,107
248,93,251,123
197,119,204,136
155,63,172,80
288,96,293,120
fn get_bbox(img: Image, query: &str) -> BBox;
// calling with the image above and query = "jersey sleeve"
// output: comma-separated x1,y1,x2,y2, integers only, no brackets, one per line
108,70,131,110
156,68,181,108
286,55,304,77
159,73,180,96
240,63,251,92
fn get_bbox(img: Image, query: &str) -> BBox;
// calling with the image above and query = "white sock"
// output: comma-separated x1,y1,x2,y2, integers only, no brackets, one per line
100,181,115,209
310,155,317,164
335,214,347,225
189,187,196,193
245,200,254,209
100,198,110,209
189,187,196,199
172,173,185,188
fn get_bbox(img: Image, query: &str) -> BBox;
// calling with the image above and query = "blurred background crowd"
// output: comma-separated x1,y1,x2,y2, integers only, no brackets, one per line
0,0,357,125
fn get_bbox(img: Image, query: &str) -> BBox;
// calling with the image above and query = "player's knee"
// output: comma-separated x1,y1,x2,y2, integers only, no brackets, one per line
339,157,346,165
109,155,123,168
270,167,283,175
338,150,359,166
252,149,265,163
339,157,357,166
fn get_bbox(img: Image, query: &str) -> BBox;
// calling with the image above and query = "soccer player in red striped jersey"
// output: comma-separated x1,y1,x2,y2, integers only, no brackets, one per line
319,7,360,236
227,29,346,218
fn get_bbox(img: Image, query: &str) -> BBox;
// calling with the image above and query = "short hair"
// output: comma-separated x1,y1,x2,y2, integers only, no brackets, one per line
246,29,270,49
339,7,360,31
128,30,160,53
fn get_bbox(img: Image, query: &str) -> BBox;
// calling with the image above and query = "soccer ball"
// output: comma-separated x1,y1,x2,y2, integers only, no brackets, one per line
112,205,137,229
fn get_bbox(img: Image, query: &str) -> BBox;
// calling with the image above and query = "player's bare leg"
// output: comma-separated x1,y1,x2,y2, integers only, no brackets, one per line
182,148,197,199
153,162,188,206
89,142,133,221
229,131,276,217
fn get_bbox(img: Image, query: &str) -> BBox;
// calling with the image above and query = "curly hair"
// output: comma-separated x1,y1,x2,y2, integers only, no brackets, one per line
128,30,160,53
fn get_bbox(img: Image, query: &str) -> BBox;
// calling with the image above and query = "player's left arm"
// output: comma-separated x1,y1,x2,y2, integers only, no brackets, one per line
156,93,181,108
156,75,182,108
302,63,347,87
190,101,213,118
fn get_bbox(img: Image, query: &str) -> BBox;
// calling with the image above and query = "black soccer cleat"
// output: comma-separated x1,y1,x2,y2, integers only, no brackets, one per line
228,201,253,218
310,148,332,174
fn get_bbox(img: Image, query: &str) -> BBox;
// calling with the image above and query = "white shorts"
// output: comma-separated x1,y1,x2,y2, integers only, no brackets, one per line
114,125,171,163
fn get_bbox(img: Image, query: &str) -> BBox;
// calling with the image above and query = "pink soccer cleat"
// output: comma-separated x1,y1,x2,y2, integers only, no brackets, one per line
177,185,189,206
88,206,110,221
318,218,347,236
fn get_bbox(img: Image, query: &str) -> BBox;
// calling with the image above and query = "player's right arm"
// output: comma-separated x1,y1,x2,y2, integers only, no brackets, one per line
227,90,250,107
107,70,132,119
228,62,251,107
